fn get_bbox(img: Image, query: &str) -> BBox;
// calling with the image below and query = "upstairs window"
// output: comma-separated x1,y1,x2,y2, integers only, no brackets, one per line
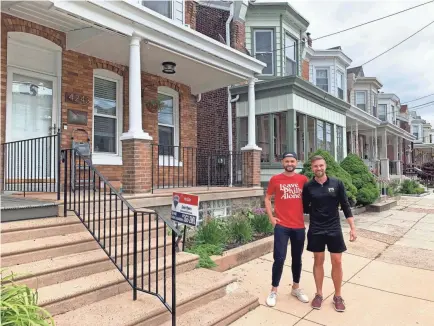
315,69,328,92
285,34,297,76
337,71,344,100
142,1,172,18
355,91,366,111
254,29,274,75
378,104,387,121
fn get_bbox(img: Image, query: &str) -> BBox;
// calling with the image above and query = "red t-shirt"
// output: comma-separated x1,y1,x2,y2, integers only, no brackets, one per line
266,173,308,229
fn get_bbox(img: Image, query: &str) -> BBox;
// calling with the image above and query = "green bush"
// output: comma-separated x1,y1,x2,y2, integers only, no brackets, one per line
1,270,54,326
387,180,401,196
227,213,254,244
340,154,379,206
195,218,228,246
185,244,223,268
301,149,357,204
400,179,425,195
247,209,273,235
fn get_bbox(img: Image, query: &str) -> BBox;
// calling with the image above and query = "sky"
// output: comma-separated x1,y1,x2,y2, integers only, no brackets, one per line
287,0,434,126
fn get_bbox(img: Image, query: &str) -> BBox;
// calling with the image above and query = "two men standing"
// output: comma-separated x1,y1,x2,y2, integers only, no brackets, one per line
265,152,357,312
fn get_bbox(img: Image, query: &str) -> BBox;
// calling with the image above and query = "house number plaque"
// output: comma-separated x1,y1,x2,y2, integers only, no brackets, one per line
65,92,90,105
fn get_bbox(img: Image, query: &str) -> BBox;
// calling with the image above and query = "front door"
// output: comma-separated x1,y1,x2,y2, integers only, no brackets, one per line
5,68,58,185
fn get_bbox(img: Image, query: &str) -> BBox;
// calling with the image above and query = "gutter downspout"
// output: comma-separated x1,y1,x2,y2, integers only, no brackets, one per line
226,3,234,187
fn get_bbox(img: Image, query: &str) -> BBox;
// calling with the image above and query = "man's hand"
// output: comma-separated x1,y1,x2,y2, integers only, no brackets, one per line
270,216,280,227
349,228,357,242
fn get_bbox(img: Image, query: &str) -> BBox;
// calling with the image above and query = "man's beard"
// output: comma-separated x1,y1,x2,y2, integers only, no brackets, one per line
284,165,295,172
314,170,325,177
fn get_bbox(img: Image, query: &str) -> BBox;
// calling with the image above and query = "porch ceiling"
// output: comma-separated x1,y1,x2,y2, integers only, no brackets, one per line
2,0,266,95
378,123,416,142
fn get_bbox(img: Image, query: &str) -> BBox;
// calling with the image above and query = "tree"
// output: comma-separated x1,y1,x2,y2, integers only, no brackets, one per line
301,149,357,205
340,154,379,206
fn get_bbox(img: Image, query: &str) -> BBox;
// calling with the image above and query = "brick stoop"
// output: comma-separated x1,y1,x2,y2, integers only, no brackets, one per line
2,208,258,325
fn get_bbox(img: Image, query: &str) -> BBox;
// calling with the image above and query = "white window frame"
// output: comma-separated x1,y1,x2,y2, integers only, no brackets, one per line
315,68,329,92
92,69,123,166
355,91,367,111
157,86,181,167
254,29,274,76
141,0,174,19
336,70,344,100
284,33,297,76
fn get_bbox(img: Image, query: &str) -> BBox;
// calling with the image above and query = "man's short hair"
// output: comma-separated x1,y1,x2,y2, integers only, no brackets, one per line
311,155,325,164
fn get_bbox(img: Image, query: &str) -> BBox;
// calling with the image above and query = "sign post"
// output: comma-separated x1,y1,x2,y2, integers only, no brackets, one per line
171,193,199,251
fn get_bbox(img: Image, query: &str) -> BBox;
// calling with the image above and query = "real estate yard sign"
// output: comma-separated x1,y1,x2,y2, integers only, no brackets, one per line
171,192,199,227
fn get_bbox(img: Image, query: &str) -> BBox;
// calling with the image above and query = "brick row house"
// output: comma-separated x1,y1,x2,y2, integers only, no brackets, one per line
1,0,268,220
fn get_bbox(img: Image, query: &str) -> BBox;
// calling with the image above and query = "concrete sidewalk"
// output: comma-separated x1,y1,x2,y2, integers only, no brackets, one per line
226,196,434,326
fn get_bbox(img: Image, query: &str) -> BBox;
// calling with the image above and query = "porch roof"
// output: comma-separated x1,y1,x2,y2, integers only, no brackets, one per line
3,1,266,95
378,122,416,142
414,143,434,150
346,105,381,130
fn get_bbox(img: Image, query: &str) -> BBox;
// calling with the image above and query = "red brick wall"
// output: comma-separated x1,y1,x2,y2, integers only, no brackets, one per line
184,0,197,30
301,60,310,81
1,14,197,191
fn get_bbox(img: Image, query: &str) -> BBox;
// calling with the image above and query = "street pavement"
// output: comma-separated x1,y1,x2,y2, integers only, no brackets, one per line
227,193,434,326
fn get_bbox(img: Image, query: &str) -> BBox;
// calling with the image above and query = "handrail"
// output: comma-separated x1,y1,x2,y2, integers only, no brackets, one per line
61,148,180,325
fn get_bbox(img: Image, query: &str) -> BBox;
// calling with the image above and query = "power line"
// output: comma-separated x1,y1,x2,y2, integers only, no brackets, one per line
409,100,434,109
314,0,434,41
402,93,434,104
265,0,434,54
360,20,434,66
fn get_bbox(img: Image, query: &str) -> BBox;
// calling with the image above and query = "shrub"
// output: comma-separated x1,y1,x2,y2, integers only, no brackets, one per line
185,244,223,268
400,179,425,195
301,149,357,204
1,270,54,326
195,217,228,246
340,154,379,206
247,209,273,235
387,180,401,196
227,213,254,244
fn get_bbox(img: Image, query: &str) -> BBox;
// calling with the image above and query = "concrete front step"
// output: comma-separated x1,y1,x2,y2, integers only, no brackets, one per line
53,268,237,326
7,233,174,289
160,289,258,326
1,224,169,267
39,252,198,316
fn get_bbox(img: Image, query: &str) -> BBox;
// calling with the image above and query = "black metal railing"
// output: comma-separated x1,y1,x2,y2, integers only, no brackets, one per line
62,149,181,325
1,132,61,199
151,145,247,192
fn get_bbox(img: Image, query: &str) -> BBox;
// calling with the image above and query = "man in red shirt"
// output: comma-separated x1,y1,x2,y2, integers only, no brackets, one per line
264,152,309,307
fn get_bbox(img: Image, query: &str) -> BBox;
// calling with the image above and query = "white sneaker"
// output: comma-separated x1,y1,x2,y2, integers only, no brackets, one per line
266,291,277,307
291,288,309,303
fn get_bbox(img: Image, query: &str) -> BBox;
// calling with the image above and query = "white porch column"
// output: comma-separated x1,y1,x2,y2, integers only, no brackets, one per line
350,125,354,153
374,128,378,160
355,121,359,156
380,129,389,179
242,78,260,150
121,35,152,140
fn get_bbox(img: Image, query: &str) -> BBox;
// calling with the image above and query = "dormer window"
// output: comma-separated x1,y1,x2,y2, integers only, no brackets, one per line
336,71,344,100
254,29,274,76
285,34,297,76
142,1,172,19
355,91,366,111
315,68,329,92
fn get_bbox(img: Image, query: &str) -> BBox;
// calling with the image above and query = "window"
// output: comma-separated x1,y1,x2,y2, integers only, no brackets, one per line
336,71,344,99
198,199,232,225
307,116,316,154
391,105,396,124
238,117,248,149
378,104,387,121
273,112,287,161
285,34,297,76
256,115,270,162
316,119,325,149
142,1,172,18
296,113,305,162
315,69,328,92
355,91,366,111
93,73,121,158
336,126,344,162
412,125,419,139
254,30,274,75
157,86,179,158
326,122,333,155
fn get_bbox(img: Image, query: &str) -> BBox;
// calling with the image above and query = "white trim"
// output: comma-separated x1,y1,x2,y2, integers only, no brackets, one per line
314,67,330,93
157,86,180,166
355,90,367,111
92,69,124,166
336,69,344,100
6,67,59,143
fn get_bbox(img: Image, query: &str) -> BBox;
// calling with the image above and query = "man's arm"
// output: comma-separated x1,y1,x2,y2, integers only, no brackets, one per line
338,180,357,240
302,182,311,215
265,178,278,226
